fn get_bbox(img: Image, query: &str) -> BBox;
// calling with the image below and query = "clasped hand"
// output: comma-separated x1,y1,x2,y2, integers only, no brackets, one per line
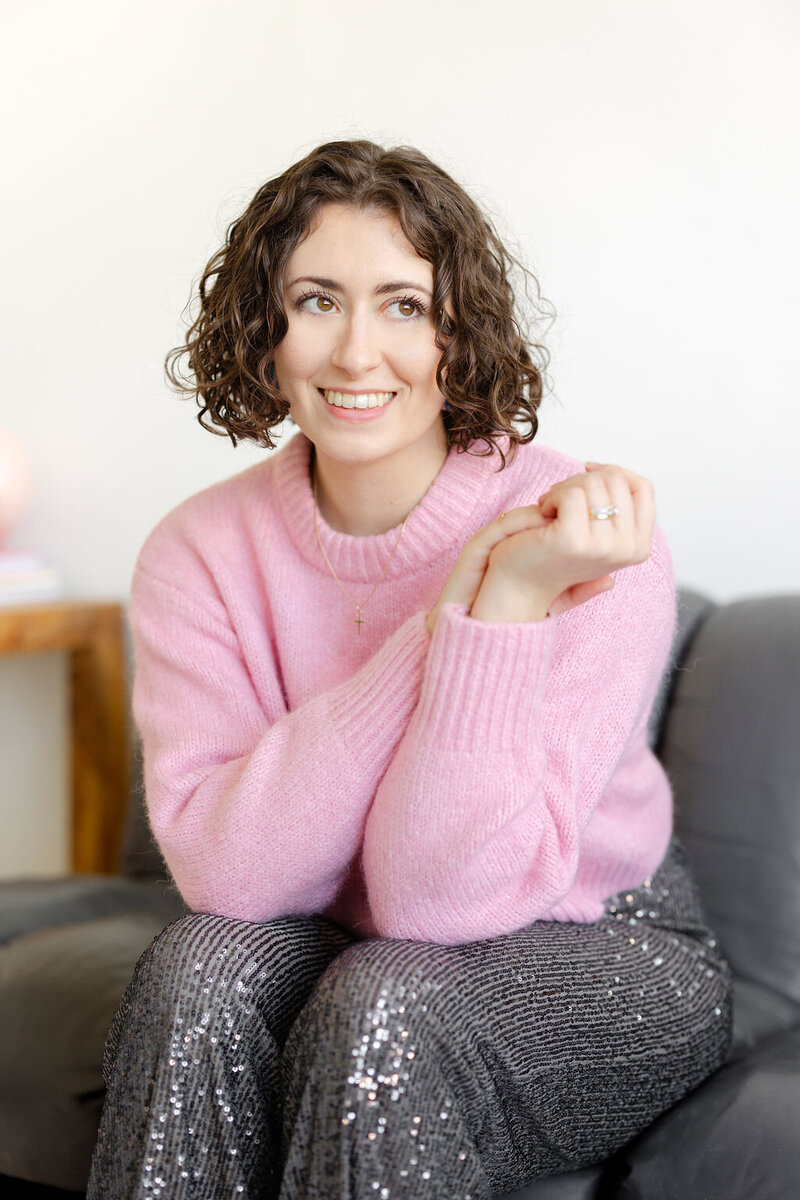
426,463,655,633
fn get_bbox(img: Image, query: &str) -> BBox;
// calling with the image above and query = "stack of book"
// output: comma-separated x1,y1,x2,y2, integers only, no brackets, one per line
0,549,63,606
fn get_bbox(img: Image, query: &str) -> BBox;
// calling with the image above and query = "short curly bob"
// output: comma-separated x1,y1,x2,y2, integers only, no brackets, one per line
165,139,554,467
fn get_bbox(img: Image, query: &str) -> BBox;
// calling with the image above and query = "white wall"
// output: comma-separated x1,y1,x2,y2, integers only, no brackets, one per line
2,0,798,875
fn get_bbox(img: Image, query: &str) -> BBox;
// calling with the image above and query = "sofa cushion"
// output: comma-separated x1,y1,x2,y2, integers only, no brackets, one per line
648,587,717,751
499,1163,603,1198
0,875,184,946
658,595,800,1006
602,1025,800,1199
730,975,800,1056
0,889,185,1190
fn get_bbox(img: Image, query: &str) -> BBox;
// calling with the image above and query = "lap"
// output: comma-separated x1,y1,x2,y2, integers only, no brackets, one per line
276,835,733,1183
123,836,732,1086
289,834,733,1104
99,837,734,1187
308,836,727,1003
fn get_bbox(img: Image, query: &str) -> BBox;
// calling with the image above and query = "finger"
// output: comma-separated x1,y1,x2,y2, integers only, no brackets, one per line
479,504,552,550
556,483,596,537
588,466,655,553
539,468,611,519
541,475,611,524
540,465,652,533
538,484,562,518
448,505,552,606
585,461,643,481
594,470,634,534
584,474,616,524
585,462,650,500
538,480,586,519
549,575,615,616
629,474,656,547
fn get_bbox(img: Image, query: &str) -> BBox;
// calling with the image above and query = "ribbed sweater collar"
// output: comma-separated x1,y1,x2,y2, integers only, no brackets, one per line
270,431,512,584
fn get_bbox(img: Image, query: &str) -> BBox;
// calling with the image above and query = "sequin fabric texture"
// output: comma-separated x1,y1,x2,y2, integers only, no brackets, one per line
87,836,733,1199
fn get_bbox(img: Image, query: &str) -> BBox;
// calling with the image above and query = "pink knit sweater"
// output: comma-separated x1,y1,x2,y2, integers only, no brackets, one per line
129,431,676,945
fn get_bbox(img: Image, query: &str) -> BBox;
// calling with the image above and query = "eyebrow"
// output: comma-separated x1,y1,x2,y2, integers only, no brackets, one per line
287,275,433,298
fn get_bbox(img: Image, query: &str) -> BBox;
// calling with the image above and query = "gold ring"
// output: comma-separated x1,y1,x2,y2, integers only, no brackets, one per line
498,512,506,522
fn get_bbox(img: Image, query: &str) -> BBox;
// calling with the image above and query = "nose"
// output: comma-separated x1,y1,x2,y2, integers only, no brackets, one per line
329,310,382,379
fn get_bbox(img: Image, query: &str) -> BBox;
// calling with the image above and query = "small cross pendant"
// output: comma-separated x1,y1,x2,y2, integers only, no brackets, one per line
354,607,365,635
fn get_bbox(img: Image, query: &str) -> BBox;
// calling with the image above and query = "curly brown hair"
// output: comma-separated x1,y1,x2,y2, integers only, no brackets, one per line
165,139,554,467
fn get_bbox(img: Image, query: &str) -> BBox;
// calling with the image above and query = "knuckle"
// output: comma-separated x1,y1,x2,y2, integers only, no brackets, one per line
612,469,634,493
461,537,485,562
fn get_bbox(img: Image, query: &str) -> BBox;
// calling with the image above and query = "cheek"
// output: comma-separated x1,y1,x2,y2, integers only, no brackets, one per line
391,335,442,386
274,324,323,377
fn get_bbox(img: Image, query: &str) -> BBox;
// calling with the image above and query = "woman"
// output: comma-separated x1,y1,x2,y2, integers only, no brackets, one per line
87,140,733,1199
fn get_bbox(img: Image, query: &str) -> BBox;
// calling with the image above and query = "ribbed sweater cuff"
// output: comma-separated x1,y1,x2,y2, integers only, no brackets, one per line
417,602,557,749
326,610,431,775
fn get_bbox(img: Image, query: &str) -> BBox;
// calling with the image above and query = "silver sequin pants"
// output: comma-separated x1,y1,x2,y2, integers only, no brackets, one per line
86,836,734,1199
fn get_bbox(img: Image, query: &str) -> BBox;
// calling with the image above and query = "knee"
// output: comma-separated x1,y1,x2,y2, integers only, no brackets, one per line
128,911,346,1035
101,914,277,1084
294,937,453,1071
134,912,243,995
281,939,479,1144
123,912,282,1042
315,937,445,1011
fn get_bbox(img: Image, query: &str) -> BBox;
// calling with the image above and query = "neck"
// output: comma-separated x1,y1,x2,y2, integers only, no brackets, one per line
310,435,450,536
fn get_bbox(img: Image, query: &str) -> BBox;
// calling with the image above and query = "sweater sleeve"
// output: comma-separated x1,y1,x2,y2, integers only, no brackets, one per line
361,529,677,944
129,561,430,922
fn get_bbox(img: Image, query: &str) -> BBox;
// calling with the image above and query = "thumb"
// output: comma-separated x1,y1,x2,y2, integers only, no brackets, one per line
548,575,615,616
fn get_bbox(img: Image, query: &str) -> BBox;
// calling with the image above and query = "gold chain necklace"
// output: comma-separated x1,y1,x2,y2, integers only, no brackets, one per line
312,456,409,636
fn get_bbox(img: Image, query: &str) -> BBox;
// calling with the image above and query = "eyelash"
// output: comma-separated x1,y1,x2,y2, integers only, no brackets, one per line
292,289,429,320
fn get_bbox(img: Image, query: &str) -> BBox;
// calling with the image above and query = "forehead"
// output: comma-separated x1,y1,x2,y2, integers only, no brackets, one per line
287,203,432,283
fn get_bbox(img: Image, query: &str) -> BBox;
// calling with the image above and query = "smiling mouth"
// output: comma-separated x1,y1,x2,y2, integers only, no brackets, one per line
318,388,396,410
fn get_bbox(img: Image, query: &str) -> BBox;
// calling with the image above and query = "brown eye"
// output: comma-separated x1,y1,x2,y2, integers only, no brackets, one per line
388,296,425,319
294,291,337,314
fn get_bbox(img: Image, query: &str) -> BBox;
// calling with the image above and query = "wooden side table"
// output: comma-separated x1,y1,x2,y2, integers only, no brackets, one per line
0,600,127,873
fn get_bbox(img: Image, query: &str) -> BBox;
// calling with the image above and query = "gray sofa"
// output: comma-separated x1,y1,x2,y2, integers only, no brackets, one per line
1,589,798,1199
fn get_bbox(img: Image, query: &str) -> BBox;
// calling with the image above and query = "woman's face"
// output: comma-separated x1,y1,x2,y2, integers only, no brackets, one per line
272,202,449,474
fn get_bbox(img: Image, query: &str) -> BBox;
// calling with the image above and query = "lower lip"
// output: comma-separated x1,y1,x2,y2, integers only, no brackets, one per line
319,390,396,421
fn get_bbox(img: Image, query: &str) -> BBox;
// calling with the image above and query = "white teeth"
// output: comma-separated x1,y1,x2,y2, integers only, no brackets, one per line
322,390,394,409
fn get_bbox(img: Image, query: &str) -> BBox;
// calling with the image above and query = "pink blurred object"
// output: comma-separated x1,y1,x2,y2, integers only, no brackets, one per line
0,428,33,546
0,430,61,602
